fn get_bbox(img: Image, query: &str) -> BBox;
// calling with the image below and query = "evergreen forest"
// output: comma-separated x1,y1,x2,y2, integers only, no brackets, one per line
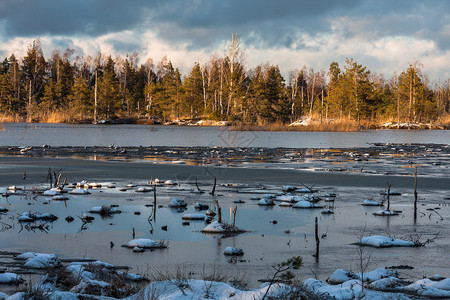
0,38,449,128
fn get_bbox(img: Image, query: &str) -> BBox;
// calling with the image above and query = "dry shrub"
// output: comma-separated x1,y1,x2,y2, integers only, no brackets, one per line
45,265,80,290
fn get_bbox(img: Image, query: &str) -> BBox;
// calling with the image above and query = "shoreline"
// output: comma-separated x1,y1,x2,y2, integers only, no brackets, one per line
2,120,450,131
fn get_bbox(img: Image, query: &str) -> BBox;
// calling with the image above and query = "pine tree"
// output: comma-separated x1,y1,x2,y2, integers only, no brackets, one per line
0,73,14,113
69,77,91,120
398,63,425,123
183,62,204,118
97,56,120,120
21,40,48,119
39,79,58,114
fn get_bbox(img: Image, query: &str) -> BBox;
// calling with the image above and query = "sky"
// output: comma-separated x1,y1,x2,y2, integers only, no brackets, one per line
0,0,449,82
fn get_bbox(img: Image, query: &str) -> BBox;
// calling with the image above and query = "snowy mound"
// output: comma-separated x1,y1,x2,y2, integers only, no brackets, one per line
360,235,415,248
43,189,60,196
258,198,275,206
89,206,122,214
282,185,296,192
202,221,227,233
128,279,290,300
201,221,244,234
182,213,206,220
224,247,244,256
70,189,91,195
18,212,58,222
16,252,62,269
125,239,165,249
373,209,399,216
275,195,294,202
53,195,69,201
328,268,398,284
136,187,152,192
362,199,383,206
296,188,317,193
292,200,322,208
0,206,8,212
0,272,24,284
194,202,209,210
169,198,187,208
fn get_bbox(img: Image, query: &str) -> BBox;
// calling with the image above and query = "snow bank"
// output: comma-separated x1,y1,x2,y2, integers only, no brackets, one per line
125,239,164,249
328,269,359,284
359,268,399,283
304,278,363,299
360,235,415,248
127,279,290,300
0,206,8,212
369,277,404,291
405,277,450,292
303,277,411,300
17,252,61,269
136,187,152,192
329,268,398,284
405,278,450,297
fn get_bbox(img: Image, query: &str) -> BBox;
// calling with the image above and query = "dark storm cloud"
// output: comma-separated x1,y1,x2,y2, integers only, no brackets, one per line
1,0,449,52
150,0,362,49
0,0,153,36
0,0,360,45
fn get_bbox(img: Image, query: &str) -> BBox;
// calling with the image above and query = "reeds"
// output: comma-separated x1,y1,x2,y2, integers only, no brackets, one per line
0,112,23,122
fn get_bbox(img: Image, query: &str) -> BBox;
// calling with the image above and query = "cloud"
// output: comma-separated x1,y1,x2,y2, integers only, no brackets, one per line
0,0,448,80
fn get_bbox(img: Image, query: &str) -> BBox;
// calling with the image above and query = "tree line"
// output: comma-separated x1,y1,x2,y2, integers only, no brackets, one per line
0,38,449,125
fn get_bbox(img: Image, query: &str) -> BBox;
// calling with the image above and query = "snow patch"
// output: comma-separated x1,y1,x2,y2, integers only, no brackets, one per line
360,236,415,248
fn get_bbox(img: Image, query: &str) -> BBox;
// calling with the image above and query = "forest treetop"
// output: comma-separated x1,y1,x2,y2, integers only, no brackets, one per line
0,38,448,126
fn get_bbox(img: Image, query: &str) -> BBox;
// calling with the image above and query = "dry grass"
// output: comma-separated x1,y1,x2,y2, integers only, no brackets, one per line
38,111,73,123
438,113,450,127
0,112,23,122
232,117,363,132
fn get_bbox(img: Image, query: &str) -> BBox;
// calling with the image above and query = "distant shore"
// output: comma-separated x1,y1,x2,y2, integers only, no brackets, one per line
1,118,449,131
